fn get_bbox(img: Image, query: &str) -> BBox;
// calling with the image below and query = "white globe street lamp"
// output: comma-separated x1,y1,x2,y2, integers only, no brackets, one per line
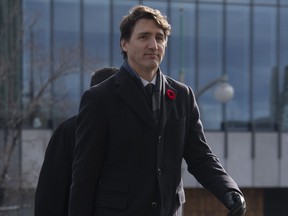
213,82,234,103
195,74,234,103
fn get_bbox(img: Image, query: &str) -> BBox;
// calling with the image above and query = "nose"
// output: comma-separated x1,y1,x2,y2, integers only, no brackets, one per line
148,37,158,50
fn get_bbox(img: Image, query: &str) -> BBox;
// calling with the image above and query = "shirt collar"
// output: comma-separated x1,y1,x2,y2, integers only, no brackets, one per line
140,75,156,87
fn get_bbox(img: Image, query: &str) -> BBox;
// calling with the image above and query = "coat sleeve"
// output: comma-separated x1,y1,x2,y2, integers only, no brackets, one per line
34,116,76,216
183,87,242,202
69,89,108,216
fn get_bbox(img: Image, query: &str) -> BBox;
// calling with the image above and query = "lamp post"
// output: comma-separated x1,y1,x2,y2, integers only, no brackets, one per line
195,74,234,103
176,7,233,103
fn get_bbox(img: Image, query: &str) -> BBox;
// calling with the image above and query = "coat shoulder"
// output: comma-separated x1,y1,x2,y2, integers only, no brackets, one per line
164,75,193,95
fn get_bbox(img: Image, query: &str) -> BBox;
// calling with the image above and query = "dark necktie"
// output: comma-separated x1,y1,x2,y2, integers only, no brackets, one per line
145,83,154,109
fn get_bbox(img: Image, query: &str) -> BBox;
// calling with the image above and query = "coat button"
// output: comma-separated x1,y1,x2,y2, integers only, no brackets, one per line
158,136,162,144
151,202,158,208
157,168,162,176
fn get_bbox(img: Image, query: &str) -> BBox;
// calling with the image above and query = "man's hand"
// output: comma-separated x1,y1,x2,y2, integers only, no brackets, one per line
223,191,246,216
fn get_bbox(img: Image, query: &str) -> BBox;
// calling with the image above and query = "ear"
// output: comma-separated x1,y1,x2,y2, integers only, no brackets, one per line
121,39,128,52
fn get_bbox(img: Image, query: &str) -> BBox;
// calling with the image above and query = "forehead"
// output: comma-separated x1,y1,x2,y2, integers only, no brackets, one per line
132,18,165,36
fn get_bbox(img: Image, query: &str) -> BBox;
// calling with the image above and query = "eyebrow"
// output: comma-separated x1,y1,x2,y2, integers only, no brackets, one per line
138,32,165,38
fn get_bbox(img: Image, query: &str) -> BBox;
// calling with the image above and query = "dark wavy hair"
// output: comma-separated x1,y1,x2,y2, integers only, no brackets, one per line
120,5,171,59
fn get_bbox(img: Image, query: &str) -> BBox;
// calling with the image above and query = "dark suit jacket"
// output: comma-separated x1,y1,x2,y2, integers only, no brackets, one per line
69,66,241,216
35,116,76,216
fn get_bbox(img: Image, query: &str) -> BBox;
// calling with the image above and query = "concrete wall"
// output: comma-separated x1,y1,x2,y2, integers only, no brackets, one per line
16,130,288,188
182,132,288,188
21,130,51,188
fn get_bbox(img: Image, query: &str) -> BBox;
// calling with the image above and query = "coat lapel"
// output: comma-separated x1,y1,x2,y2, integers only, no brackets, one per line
158,75,177,134
115,68,157,131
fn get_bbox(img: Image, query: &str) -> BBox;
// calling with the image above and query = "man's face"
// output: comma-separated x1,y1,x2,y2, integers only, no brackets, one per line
121,18,167,76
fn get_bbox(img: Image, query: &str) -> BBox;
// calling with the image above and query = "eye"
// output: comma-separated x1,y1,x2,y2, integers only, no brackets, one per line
139,34,149,40
156,36,164,42
155,34,165,43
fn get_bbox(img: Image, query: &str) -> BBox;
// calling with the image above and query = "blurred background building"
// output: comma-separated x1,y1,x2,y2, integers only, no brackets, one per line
1,0,288,215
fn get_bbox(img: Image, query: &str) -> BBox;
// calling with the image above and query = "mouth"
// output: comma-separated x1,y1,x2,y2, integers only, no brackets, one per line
145,53,158,58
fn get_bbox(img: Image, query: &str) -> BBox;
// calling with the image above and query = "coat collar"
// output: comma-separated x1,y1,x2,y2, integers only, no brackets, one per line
115,66,177,134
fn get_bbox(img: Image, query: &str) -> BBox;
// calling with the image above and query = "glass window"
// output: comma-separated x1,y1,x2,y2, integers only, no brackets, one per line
225,5,250,131
197,3,223,130
200,0,224,3
253,0,277,4
83,0,110,88
227,0,250,3
52,0,81,126
252,6,277,130
22,0,50,128
279,7,288,130
200,0,251,4
280,0,288,5
169,3,196,86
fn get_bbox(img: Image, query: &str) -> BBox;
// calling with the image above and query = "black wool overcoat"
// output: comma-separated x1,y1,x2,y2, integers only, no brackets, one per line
35,116,76,216
69,66,241,216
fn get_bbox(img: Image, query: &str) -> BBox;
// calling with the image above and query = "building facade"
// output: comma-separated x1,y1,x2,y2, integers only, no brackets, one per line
1,0,288,215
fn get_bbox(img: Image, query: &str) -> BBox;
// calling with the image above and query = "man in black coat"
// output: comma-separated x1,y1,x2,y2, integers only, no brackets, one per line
69,5,246,216
34,67,118,216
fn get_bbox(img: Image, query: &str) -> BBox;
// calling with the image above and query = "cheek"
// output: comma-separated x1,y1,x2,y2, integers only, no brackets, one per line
159,45,166,55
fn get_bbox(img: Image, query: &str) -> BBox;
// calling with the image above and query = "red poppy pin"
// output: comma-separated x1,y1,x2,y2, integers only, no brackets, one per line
166,89,176,100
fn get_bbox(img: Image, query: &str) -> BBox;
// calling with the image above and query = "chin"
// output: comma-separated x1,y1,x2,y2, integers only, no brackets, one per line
147,60,160,67
146,64,159,71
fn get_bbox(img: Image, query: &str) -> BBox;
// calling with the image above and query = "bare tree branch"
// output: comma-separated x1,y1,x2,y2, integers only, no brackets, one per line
0,3,91,203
